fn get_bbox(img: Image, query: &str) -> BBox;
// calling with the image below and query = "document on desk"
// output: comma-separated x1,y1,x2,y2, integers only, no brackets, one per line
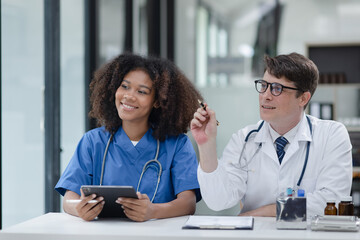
182,216,254,230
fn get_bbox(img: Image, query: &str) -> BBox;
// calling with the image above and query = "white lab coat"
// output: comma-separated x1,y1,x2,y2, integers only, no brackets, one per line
198,114,353,217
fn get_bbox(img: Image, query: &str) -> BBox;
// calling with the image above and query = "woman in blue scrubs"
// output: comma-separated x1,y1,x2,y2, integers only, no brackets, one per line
55,53,202,222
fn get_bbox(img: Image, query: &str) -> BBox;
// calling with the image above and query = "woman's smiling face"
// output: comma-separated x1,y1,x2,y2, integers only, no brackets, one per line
115,69,156,126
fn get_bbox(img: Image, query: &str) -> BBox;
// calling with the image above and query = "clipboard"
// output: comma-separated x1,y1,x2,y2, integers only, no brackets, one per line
182,216,254,230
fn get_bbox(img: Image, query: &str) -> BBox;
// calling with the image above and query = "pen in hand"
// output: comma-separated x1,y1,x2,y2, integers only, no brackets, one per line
198,99,220,126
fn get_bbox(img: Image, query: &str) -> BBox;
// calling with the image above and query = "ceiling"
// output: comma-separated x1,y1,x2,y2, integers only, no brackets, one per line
201,0,277,23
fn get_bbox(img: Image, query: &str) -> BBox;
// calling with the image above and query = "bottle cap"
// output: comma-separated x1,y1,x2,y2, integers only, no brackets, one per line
286,187,293,196
340,196,352,202
297,189,305,197
326,199,336,203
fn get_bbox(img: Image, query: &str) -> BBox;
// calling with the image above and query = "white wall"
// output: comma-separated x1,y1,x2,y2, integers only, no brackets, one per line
278,0,360,55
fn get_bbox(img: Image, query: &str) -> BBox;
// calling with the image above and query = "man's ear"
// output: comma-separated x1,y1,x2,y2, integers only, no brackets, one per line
299,91,311,107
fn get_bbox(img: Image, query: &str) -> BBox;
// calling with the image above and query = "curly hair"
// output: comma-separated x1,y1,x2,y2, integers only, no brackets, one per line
89,53,203,141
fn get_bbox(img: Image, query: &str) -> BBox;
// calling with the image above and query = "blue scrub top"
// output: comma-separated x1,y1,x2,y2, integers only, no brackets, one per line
55,127,201,203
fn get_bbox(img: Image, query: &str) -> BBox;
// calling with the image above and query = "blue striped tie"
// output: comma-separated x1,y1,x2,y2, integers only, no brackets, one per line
275,136,288,164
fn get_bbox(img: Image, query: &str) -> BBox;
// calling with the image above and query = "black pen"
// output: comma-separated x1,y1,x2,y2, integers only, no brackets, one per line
198,99,220,126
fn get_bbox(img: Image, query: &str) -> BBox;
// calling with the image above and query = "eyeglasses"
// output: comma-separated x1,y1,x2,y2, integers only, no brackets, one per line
254,79,302,96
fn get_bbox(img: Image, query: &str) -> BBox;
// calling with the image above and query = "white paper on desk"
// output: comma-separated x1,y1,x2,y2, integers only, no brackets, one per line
182,215,254,230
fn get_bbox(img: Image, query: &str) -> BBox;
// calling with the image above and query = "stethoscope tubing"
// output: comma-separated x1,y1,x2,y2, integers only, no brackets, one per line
239,116,312,187
100,134,162,203
100,134,114,186
136,140,161,202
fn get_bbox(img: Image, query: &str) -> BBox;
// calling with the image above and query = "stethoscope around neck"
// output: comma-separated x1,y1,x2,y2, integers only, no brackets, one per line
237,116,312,188
99,134,162,203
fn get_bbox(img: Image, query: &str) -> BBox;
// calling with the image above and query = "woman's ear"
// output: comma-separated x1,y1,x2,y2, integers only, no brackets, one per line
153,101,160,109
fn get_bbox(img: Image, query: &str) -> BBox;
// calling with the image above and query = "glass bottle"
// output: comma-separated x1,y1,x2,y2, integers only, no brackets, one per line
338,196,354,216
324,199,337,215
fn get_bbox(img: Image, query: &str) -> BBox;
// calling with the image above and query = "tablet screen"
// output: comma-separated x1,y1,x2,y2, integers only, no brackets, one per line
81,185,138,218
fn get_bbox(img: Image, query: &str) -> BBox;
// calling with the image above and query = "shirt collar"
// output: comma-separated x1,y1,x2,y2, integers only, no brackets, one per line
268,118,301,144
254,113,312,144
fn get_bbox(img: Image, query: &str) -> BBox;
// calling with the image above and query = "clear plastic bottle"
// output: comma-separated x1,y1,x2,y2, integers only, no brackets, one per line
324,199,337,215
338,196,354,216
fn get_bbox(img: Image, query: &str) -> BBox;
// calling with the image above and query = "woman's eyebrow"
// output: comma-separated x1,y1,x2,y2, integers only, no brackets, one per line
123,79,152,90
139,85,152,91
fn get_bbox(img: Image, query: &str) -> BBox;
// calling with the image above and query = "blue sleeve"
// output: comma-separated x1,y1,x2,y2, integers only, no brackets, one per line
171,135,202,202
55,133,95,196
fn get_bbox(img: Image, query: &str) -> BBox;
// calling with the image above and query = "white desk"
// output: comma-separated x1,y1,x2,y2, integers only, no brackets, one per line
0,213,359,240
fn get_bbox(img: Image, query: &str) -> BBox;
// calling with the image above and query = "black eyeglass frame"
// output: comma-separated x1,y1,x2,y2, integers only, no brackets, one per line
254,79,303,96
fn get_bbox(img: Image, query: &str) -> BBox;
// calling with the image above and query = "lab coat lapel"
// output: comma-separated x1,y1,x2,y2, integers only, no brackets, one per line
280,114,313,164
282,140,299,163
254,123,278,163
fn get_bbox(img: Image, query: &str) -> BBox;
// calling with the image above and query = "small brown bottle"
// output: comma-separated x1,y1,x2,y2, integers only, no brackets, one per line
338,196,354,216
324,199,337,215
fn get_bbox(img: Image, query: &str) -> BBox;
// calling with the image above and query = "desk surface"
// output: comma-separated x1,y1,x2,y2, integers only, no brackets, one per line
0,213,359,240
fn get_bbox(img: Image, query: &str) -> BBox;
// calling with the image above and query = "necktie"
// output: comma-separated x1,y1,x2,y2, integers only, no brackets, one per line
275,136,288,164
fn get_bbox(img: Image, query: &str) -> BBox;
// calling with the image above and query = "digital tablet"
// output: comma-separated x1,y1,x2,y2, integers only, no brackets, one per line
81,185,138,218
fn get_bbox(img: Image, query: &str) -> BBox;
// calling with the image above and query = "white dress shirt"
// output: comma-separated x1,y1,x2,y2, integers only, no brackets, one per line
198,114,353,218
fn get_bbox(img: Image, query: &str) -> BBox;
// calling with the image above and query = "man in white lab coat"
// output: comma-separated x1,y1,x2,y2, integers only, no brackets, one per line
191,52,352,218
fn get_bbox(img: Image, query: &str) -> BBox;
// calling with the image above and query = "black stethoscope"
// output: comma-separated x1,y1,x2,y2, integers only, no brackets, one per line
100,134,162,202
237,116,312,188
